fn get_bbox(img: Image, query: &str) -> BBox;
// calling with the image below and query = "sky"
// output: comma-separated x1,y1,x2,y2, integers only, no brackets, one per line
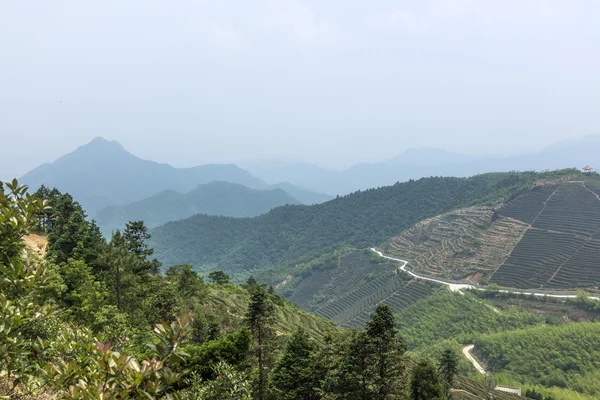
1,0,600,180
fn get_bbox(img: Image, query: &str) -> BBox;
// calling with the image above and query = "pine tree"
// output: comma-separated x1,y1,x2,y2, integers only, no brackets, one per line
123,221,160,274
366,304,407,400
438,348,458,398
46,194,88,264
246,286,276,400
336,331,373,400
410,358,445,400
123,220,153,259
270,328,322,400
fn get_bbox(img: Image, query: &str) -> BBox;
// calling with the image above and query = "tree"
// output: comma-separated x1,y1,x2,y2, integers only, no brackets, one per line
365,304,407,400
438,348,458,398
46,193,88,264
166,264,206,299
123,220,160,274
246,275,259,290
410,359,445,400
246,286,276,400
123,220,153,259
335,331,373,400
209,270,230,285
0,180,56,396
181,362,252,400
270,328,322,400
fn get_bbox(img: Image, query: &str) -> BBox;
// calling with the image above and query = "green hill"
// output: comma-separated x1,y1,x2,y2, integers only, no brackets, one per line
384,172,600,290
149,171,553,274
95,181,301,235
394,292,543,350
473,323,600,397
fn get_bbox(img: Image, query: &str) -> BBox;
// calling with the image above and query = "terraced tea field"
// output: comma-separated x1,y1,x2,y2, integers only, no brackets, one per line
288,251,440,327
385,207,528,282
387,178,600,290
491,181,600,289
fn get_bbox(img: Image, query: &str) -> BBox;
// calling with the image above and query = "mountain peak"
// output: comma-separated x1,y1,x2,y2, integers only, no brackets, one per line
86,137,126,150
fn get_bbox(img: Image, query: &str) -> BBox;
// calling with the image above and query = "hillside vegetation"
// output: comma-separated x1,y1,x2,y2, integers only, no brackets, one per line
474,323,600,397
1,177,454,399
394,292,543,350
95,181,300,235
150,171,550,273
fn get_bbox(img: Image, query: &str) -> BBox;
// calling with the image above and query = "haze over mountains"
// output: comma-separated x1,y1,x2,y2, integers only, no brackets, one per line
247,135,600,195
19,137,331,219
17,135,600,237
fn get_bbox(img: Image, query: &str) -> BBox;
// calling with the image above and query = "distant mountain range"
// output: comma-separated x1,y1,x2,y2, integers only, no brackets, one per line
246,135,600,195
95,181,301,235
20,137,332,217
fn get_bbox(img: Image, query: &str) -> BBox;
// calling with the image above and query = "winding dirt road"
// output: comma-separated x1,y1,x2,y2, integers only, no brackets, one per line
370,248,600,300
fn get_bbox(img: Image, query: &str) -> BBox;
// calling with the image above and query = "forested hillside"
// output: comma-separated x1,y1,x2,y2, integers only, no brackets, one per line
150,171,548,273
474,323,600,397
95,181,300,235
2,179,467,399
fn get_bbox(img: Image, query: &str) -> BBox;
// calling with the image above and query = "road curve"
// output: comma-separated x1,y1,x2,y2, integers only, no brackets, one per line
462,345,486,375
371,248,479,292
370,248,600,300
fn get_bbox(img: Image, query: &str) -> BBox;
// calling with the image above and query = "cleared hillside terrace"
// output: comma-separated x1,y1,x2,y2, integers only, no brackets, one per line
288,251,440,328
384,207,528,282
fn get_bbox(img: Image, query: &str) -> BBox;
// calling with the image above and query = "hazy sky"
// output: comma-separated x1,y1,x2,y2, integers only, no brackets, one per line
2,0,600,180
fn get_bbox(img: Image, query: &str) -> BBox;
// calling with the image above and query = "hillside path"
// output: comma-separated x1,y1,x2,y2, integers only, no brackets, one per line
370,249,600,300
370,249,476,292
462,345,486,375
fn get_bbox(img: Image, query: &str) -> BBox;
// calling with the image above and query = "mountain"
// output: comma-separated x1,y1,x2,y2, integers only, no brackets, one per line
95,181,301,235
148,170,558,273
20,137,329,217
269,182,332,204
247,136,600,196
384,147,476,166
245,161,339,187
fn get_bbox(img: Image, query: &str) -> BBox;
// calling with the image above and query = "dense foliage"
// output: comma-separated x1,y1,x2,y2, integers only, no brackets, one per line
395,292,543,350
475,323,600,396
1,180,455,399
150,172,550,273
